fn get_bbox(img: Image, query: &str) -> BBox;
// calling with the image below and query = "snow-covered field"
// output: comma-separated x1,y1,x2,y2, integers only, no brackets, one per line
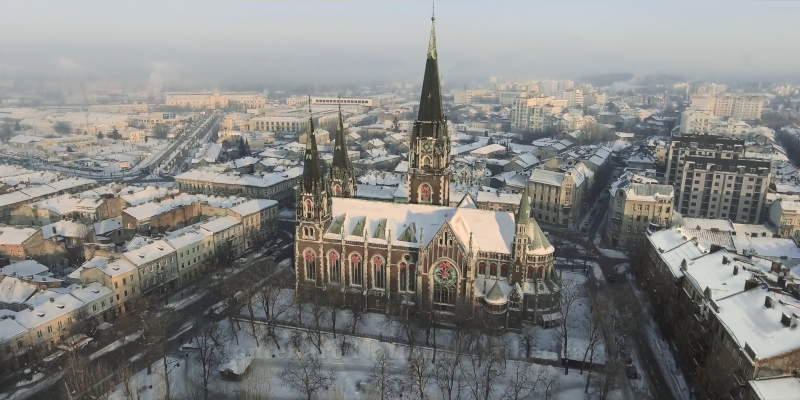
109,321,620,400
106,271,624,400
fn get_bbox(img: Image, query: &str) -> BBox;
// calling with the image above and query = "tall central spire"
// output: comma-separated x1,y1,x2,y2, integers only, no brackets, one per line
417,14,443,122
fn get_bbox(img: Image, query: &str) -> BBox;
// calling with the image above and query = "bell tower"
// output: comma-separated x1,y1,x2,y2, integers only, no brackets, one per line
297,98,332,240
329,103,357,198
408,14,451,206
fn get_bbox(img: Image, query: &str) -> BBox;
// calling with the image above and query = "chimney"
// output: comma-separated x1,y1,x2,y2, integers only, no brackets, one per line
744,278,759,291
772,261,782,273
722,256,729,265
781,313,792,327
49,297,54,303
733,265,738,275
765,296,774,308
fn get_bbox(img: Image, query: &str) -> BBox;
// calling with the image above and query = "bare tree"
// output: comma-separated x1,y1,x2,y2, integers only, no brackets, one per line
280,352,335,400
350,296,365,335
582,297,606,393
502,362,548,400
543,372,560,400
398,314,420,350
434,351,465,400
369,349,400,400
63,352,111,400
196,325,222,400
306,293,326,354
326,288,343,338
599,358,623,400
556,279,583,375
117,364,139,400
140,304,177,400
407,348,432,400
258,274,293,348
463,338,506,400
434,314,471,400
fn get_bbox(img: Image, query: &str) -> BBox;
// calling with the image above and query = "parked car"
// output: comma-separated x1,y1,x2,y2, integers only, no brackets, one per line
625,365,639,379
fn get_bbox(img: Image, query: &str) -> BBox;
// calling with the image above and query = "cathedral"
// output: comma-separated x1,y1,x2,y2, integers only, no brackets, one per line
294,16,560,328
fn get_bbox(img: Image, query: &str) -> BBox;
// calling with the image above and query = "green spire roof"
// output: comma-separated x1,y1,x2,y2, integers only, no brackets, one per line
331,104,351,172
516,186,531,225
417,16,443,122
302,98,324,194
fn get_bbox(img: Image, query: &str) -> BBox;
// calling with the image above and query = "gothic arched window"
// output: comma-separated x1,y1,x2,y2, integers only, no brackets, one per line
433,283,455,305
408,264,416,291
501,264,510,279
419,184,432,203
527,266,535,280
328,251,340,283
304,199,313,218
332,183,342,196
420,155,432,169
478,261,486,276
372,256,385,289
303,250,316,281
490,263,498,277
350,254,363,286
399,262,408,291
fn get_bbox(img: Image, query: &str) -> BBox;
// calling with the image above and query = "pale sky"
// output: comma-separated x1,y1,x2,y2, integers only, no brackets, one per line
1,0,799,89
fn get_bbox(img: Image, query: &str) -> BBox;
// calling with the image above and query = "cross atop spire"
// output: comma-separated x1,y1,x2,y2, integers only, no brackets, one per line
428,6,438,60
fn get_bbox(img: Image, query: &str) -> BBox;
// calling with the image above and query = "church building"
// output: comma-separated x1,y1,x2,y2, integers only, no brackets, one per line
294,15,560,328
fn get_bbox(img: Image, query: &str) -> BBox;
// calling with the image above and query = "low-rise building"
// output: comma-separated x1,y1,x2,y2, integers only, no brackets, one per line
528,167,587,228
768,197,800,241
123,240,177,295
175,167,302,204
69,256,140,314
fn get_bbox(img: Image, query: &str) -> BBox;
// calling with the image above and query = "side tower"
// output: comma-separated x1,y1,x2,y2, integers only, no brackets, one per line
296,100,332,288
329,104,357,197
408,15,451,205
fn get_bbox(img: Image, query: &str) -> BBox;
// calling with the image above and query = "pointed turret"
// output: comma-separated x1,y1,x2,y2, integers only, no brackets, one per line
302,101,324,194
330,103,357,197
516,186,532,225
297,97,332,234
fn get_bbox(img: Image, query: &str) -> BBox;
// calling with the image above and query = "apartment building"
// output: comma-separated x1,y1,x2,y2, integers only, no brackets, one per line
528,167,587,228
606,173,674,249
123,240,177,295
665,135,771,223
165,92,266,110
639,228,800,399
70,256,140,314
510,96,568,132
768,196,800,241
690,94,765,120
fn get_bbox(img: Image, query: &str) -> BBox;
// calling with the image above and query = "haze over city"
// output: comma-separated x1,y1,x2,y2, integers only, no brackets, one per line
2,1,800,400
2,0,800,89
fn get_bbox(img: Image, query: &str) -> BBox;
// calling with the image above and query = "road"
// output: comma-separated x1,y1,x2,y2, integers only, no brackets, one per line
588,208,682,400
24,233,295,400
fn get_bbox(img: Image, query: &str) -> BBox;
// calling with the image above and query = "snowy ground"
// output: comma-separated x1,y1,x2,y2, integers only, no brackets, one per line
105,271,622,400
109,321,620,400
